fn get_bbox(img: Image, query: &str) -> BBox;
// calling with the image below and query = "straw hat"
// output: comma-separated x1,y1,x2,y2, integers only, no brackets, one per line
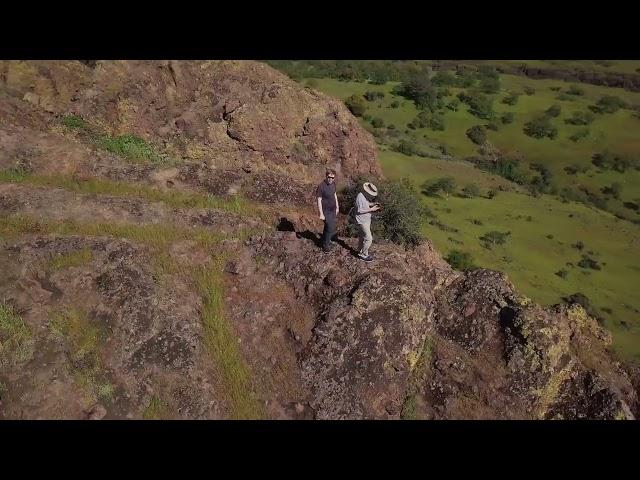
363,182,378,197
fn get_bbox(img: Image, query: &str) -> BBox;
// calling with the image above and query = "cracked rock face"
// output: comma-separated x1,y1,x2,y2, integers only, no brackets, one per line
251,231,639,420
0,60,382,192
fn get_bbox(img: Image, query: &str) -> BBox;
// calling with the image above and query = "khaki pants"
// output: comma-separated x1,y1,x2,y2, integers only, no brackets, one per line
357,221,373,256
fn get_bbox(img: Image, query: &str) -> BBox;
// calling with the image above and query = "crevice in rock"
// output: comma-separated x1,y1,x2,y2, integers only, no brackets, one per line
276,217,295,232
167,62,178,90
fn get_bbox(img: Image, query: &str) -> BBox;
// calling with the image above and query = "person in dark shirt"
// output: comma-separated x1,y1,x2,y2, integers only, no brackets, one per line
316,168,339,252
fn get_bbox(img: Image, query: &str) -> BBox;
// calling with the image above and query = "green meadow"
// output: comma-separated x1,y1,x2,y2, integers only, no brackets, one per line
298,67,640,360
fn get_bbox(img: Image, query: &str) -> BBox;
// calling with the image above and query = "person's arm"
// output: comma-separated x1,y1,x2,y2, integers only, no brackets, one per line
334,192,339,215
357,196,380,214
361,205,380,213
317,197,325,220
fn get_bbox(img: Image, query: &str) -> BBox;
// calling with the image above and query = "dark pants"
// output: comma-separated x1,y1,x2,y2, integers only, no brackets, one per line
321,212,336,249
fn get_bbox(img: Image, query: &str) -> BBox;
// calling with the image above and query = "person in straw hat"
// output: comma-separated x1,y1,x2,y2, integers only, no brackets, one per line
354,182,380,262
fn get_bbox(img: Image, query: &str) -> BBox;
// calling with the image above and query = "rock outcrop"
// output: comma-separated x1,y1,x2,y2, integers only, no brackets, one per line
0,60,381,192
250,230,638,419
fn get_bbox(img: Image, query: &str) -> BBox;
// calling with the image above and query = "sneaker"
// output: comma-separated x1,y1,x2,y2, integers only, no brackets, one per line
357,252,367,259
363,255,374,263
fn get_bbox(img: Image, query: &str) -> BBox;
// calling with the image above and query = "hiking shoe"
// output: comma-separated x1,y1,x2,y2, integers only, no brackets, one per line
323,246,333,253
362,255,374,263
357,252,367,259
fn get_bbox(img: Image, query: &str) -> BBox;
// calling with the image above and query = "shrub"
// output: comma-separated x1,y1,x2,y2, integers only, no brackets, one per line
545,104,562,118
462,183,481,198
364,90,385,102
590,95,626,114
601,182,622,199
479,76,501,94
432,71,457,86
473,155,530,185
375,178,428,247
62,114,87,130
485,122,499,131
502,93,519,106
446,99,459,111
409,111,445,131
97,134,166,164
397,76,438,110
479,230,511,248
393,140,417,156
444,250,477,270
564,163,589,175
592,151,637,172
562,293,599,319
486,189,498,199
566,85,585,96
501,112,515,124
390,100,400,108
455,69,478,88
523,117,558,139
556,93,576,102
371,117,385,128
345,94,367,117
458,91,494,119
523,86,536,95
569,128,590,142
422,177,456,197
555,269,568,279
578,255,601,270
528,163,554,194
572,240,585,250
342,177,427,247
427,114,446,131
466,125,487,145
565,111,595,125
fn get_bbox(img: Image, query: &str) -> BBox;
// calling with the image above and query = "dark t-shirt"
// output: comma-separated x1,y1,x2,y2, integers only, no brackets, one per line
316,180,337,214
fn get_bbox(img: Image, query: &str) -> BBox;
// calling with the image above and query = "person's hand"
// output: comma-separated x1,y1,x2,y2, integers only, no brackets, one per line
319,213,325,220
372,204,381,211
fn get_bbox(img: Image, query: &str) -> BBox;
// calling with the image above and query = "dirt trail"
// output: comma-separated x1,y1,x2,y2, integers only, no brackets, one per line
0,183,261,234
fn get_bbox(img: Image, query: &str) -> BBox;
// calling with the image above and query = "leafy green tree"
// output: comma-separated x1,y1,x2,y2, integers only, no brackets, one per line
422,176,456,197
345,94,367,117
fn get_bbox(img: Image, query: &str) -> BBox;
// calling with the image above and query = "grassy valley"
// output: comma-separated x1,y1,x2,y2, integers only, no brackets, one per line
270,61,640,360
